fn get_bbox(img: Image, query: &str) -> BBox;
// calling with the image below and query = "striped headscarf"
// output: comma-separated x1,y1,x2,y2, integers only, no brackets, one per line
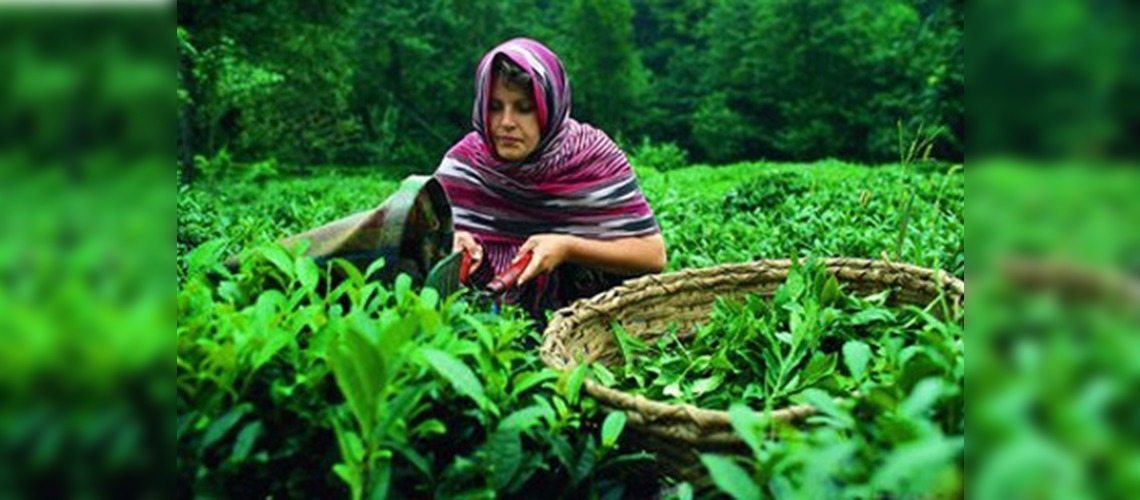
435,38,660,253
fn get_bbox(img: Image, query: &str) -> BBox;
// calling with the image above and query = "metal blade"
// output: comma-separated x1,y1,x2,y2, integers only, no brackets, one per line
424,251,466,297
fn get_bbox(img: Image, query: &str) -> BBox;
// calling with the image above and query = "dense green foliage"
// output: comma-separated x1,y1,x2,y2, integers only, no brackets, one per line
598,261,964,497
641,162,964,278
178,160,964,497
177,0,963,174
178,161,963,280
178,251,650,497
601,262,957,409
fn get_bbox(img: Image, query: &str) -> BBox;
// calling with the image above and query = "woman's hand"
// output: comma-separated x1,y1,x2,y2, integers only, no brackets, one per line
453,230,483,274
515,234,579,285
515,233,667,285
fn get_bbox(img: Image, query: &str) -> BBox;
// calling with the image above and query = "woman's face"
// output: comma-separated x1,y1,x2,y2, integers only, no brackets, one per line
488,78,540,161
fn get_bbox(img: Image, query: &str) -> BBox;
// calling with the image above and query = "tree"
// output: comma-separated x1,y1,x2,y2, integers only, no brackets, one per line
560,0,648,137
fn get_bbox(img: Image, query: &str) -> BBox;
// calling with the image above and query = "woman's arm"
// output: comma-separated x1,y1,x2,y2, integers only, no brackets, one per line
514,233,667,285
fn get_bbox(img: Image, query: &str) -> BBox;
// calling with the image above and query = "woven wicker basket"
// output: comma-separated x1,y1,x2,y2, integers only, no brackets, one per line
539,258,965,477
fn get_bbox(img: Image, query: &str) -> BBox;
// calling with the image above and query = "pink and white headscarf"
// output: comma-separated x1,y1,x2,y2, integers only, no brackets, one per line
435,38,659,250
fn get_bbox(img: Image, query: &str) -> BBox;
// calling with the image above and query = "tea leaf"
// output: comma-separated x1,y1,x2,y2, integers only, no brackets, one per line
794,389,853,429
186,239,227,275
674,482,694,500
422,348,488,409
510,371,559,400
700,454,760,500
364,257,387,280
691,375,723,396
564,362,589,406
394,273,412,304
259,244,294,278
727,404,768,457
486,429,523,490
900,378,943,419
843,340,872,381
601,411,627,448
202,403,251,450
296,255,320,293
230,420,264,462
499,406,546,431
851,308,895,325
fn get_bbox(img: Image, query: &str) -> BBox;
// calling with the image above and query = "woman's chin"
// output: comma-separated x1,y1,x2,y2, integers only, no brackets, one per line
496,149,524,161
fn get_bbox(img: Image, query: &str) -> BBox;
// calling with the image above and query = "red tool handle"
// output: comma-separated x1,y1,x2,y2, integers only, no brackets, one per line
486,251,533,294
458,250,474,285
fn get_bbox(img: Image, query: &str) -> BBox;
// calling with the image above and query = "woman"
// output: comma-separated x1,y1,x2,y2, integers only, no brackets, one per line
434,38,666,325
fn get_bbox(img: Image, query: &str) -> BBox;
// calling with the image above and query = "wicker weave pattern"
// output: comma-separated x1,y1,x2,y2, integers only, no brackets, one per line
539,258,965,474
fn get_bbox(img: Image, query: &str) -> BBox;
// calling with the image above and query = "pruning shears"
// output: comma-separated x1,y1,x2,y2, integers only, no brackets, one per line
426,247,534,313
461,250,533,313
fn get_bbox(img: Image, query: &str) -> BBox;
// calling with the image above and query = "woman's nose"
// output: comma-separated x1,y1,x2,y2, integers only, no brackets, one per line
500,109,517,127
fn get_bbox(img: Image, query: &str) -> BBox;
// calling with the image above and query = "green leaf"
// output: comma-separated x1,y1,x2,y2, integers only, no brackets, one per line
571,439,597,486
610,321,646,369
700,454,760,500
259,244,294,278
819,273,842,305
510,370,559,400
564,362,589,406
784,269,806,300
591,363,617,386
794,388,853,429
341,429,364,463
335,259,366,287
601,411,627,448
394,273,412,304
850,308,895,325
422,348,488,408
870,436,963,495
329,327,383,432
295,256,320,293
499,406,546,431
549,434,574,469
691,375,723,396
412,418,447,437
420,286,439,311
674,482,694,500
900,378,943,419
391,442,433,477
727,404,769,457
201,403,251,450
364,257,387,280
485,429,522,490
801,352,837,385
333,463,361,499
186,239,227,275
463,314,496,352
365,454,392,500
843,340,872,381
230,420,263,462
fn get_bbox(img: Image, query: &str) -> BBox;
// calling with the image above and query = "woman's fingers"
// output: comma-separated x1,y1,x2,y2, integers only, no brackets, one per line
462,249,482,275
513,238,537,263
517,252,545,285
454,231,483,272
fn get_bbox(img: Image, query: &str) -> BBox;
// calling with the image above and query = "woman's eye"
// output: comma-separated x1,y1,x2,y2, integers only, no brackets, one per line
489,101,503,112
518,102,534,113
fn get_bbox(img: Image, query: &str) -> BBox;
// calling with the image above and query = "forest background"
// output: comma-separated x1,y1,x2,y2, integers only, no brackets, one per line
176,0,964,178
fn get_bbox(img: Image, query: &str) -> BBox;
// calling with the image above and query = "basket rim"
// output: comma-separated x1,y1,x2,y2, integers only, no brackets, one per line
538,257,965,445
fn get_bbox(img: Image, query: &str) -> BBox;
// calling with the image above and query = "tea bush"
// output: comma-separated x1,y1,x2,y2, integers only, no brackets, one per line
177,160,964,496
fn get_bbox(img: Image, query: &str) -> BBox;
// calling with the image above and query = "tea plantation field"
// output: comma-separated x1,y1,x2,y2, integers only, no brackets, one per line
177,161,964,498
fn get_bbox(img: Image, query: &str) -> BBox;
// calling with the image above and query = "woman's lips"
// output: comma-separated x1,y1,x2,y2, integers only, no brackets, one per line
497,137,521,145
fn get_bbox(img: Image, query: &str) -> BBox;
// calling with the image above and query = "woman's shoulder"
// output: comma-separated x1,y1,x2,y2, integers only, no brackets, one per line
557,119,626,158
437,132,493,173
444,131,485,158
562,119,614,143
